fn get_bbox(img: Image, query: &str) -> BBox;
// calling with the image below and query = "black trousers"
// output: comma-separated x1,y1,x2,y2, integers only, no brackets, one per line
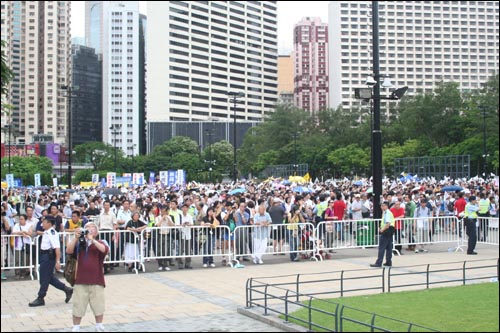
375,231,393,265
465,218,477,253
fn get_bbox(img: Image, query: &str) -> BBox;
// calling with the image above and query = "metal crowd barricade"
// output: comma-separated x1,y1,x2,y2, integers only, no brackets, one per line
392,216,462,254
232,223,316,263
315,219,381,252
139,225,232,272
100,229,141,274
477,217,499,246
0,234,36,280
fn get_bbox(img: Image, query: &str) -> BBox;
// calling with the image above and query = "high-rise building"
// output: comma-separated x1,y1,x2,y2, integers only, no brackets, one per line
293,17,329,113
278,54,294,105
86,1,145,156
329,1,500,110
146,1,278,124
85,1,104,54
1,1,71,145
70,44,102,146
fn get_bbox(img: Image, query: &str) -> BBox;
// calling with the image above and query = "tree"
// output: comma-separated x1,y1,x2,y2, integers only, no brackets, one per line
327,144,370,176
202,140,233,174
1,156,54,186
1,40,14,97
73,141,116,170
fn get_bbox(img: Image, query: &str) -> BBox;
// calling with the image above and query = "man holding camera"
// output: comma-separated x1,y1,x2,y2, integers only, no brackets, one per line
66,222,109,332
29,216,73,307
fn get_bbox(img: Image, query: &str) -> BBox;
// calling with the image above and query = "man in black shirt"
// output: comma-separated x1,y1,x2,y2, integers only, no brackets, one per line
268,198,286,254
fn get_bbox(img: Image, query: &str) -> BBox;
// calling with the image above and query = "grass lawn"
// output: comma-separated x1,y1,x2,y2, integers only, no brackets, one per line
284,282,499,332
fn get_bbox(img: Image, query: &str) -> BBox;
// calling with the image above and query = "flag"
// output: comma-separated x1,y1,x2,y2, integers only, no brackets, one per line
390,180,397,190
303,172,311,182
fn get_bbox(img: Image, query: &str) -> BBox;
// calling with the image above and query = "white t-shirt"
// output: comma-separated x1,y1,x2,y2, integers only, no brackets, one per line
13,223,33,250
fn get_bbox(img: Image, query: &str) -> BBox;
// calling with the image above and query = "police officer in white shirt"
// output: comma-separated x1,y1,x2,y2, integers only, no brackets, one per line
29,216,73,307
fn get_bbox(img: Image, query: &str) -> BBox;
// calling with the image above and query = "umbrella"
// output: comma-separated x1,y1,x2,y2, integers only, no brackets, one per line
366,187,373,194
353,180,363,186
281,180,291,185
293,186,311,194
229,188,246,195
102,188,122,196
441,185,463,192
60,189,76,193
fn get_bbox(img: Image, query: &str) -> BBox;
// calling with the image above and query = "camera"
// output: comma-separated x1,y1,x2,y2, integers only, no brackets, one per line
79,229,89,245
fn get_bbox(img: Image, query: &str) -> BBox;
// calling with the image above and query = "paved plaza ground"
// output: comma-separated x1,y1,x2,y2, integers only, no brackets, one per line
1,243,498,332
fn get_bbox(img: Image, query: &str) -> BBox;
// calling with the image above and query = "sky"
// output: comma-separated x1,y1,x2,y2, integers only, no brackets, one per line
70,1,330,55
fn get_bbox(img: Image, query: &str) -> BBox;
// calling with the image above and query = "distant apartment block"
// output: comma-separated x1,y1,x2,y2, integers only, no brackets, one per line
1,1,71,145
293,17,329,113
146,1,278,124
329,1,500,110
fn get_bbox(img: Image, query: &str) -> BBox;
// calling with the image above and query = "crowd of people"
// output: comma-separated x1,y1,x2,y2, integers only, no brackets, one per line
1,177,497,274
0,176,498,331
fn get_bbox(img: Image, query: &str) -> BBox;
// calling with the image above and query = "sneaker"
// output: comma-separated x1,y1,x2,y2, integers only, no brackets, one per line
96,325,105,332
252,259,258,265
418,248,425,253
258,260,264,265
158,266,163,271
164,266,171,271
415,250,419,253
203,264,208,268
210,263,216,268
71,326,80,332
423,249,428,253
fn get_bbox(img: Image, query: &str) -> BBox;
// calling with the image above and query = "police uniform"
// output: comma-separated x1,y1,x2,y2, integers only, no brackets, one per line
464,197,479,255
371,207,395,267
29,225,72,307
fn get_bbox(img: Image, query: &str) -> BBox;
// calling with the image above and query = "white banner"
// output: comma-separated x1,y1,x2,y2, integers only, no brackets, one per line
53,178,58,187
34,173,41,187
132,173,144,185
159,171,168,186
106,172,116,188
92,174,99,183
6,174,15,188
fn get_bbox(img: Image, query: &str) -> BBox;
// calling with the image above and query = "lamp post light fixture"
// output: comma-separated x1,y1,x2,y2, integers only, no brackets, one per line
227,91,244,183
61,85,77,188
353,1,408,219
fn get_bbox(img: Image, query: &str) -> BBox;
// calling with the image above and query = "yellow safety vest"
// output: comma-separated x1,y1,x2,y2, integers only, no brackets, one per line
478,199,489,214
463,203,478,219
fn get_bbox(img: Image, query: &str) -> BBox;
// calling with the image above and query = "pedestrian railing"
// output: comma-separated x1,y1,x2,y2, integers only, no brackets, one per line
232,223,316,264
246,258,499,332
0,235,36,280
139,226,233,271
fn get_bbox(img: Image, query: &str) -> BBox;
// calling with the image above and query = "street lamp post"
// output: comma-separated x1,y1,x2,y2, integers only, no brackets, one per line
110,125,118,173
353,1,408,219
61,85,76,188
292,133,299,176
227,91,243,183
7,124,11,174
205,128,214,183
479,106,489,176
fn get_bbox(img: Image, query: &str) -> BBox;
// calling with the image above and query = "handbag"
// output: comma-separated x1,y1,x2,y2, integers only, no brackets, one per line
64,251,78,286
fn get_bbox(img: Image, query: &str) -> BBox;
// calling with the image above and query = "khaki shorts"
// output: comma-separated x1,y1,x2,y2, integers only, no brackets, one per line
73,284,105,317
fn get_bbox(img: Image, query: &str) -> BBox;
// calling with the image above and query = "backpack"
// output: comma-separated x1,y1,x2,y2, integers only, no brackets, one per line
447,200,455,212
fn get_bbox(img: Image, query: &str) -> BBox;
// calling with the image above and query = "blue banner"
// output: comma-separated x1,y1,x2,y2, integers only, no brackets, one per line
149,172,155,185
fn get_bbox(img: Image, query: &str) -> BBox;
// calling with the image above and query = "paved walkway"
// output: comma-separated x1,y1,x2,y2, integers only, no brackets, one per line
1,243,497,332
